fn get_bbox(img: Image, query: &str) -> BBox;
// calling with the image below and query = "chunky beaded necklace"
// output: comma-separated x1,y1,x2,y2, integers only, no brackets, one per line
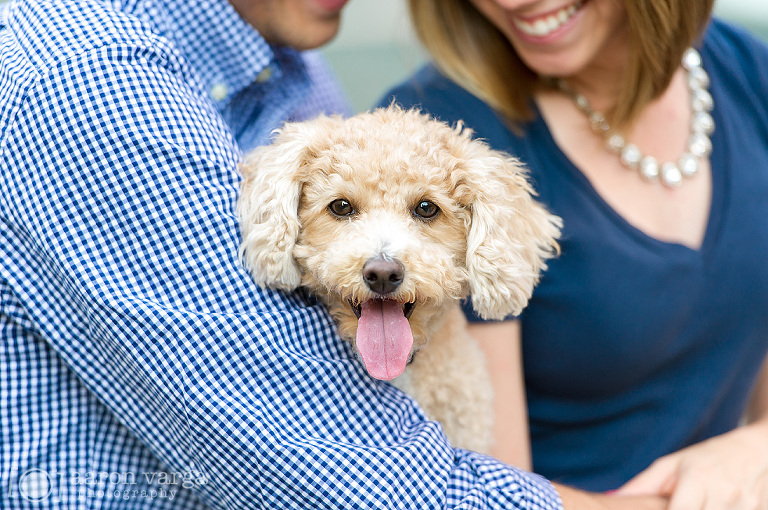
555,48,714,188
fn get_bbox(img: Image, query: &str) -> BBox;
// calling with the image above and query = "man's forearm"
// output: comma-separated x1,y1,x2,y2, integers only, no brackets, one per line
554,484,666,510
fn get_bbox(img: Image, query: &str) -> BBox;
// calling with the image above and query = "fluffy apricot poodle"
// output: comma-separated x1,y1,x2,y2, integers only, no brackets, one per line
238,106,561,453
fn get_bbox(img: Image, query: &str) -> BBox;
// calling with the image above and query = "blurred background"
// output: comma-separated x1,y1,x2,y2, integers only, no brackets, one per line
322,0,768,112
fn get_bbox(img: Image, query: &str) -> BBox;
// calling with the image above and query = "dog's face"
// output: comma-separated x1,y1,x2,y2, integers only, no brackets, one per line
238,107,560,381
293,140,473,380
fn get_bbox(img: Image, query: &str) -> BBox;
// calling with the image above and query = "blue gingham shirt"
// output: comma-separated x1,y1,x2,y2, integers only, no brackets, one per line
0,0,562,508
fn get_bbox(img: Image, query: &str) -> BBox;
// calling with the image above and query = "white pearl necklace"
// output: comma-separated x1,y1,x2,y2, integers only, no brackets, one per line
556,48,715,188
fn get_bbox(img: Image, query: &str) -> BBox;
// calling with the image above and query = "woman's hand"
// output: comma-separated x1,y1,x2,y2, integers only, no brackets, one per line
617,420,768,510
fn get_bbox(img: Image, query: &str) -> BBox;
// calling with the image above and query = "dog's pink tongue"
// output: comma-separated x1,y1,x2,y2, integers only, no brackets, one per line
355,300,413,381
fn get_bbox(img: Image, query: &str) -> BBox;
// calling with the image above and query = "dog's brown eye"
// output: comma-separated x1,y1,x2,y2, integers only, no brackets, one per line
414,200,440,220
328,199,355,217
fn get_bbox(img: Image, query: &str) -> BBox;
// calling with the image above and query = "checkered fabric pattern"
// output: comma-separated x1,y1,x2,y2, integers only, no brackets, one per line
0,0,562,508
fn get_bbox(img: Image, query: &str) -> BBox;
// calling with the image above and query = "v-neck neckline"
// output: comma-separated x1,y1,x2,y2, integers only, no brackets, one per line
528,88,728,262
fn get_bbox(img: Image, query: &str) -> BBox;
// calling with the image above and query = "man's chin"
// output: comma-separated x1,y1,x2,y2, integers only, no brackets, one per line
288,21,342,50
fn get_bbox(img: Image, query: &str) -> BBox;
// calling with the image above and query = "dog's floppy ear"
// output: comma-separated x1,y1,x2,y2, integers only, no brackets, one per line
237,118,330,291
456,140,562,320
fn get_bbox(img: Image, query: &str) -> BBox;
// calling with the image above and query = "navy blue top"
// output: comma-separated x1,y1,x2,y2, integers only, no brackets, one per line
381,19,768,491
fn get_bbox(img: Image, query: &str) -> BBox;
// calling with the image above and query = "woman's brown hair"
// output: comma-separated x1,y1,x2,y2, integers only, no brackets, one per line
408,0,714,129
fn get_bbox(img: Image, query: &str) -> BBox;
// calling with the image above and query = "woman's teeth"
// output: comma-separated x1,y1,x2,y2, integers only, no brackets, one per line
513,1,583,37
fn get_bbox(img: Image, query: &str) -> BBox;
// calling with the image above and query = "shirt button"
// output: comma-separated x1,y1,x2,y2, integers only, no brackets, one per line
256,67,273,83
210,83,228,101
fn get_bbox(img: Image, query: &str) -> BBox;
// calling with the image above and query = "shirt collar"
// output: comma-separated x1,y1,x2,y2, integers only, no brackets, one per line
137,0,299,106
0,1,9,28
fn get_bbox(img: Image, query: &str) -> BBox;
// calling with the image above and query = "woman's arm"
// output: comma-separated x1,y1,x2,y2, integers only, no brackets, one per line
468,322,675,510
746,352,768,424
469,320,532,470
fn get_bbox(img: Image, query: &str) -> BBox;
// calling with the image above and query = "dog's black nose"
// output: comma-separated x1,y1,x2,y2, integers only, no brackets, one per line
363,259,404,295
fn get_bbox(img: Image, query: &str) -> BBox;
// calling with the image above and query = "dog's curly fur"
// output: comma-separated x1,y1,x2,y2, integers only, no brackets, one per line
238,106,561,452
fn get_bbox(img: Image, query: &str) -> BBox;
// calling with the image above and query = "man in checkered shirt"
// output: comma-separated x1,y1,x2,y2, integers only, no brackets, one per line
0,0,659,509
